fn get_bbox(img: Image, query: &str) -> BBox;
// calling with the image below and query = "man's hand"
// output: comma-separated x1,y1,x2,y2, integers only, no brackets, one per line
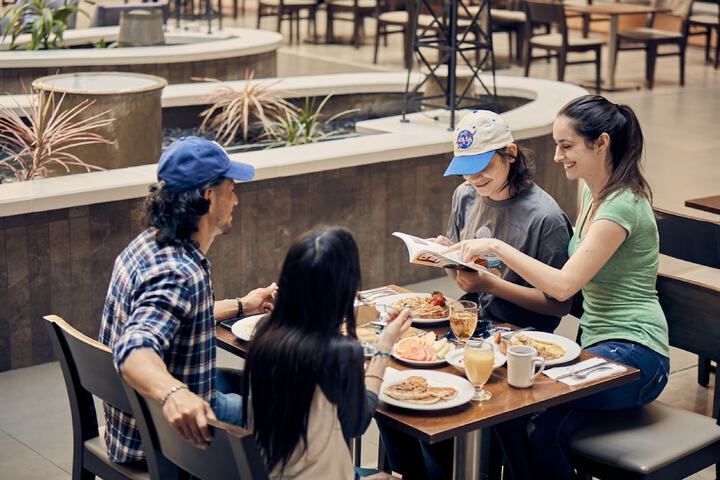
455,268,498,294
161,387,217,448
242,283,278,315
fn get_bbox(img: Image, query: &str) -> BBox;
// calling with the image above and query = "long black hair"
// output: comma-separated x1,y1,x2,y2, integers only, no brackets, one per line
245,227,361,473
142,177,224,247
559,95,651,204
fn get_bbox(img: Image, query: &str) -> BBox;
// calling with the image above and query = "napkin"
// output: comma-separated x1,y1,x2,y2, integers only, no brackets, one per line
543,357,627,386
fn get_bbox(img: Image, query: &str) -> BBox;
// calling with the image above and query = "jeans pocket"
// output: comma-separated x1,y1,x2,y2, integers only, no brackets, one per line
637,362,668,405
607,342,635,362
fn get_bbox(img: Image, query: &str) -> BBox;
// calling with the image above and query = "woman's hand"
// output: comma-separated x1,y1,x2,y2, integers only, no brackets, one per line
443,238,504,263
377,308,412,352
455,268,498,293
426,235,454,247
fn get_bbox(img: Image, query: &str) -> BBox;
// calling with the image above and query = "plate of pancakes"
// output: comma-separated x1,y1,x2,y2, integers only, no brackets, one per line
379,370,475,411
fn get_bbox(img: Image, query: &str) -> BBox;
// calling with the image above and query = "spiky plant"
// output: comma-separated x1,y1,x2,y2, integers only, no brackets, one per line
271,95,359,147
0,93,113,182
198,72,294,146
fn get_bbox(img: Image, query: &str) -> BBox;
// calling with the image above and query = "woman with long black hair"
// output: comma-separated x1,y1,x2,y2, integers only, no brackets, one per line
246,227,411,479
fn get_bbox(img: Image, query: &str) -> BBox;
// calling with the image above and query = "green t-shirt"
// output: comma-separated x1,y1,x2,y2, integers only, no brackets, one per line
568,185,669,357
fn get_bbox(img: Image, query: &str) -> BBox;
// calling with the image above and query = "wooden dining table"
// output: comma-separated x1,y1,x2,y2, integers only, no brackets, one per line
564,2,671,91
685,194,720,215
216,285,640,480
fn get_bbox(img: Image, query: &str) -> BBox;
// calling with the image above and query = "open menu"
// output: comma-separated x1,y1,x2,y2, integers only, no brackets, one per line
392,232,492,274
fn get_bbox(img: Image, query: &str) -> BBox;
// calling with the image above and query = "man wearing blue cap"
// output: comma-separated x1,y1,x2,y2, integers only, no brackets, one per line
99,137,276,463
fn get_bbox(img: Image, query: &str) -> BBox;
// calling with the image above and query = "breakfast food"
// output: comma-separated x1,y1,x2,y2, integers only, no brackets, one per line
393,332,455,362
392,291,449,319
383,376,457,404
495,332,566,360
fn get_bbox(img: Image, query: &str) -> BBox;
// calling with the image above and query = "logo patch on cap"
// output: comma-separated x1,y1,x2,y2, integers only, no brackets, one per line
456,129,475,150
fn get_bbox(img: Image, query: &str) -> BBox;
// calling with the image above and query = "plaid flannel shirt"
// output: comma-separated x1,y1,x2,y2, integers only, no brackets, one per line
99,228,217,463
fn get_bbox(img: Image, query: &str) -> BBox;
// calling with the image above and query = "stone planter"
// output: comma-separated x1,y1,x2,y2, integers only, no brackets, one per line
32,72,167,171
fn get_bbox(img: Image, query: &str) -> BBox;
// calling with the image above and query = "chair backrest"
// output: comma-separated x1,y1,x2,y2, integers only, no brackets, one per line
44,315,178,479
656,268,720,361
653,0,695,19
124,384,269,480
654,207,720,268
90,0,170,27
525,0,568,39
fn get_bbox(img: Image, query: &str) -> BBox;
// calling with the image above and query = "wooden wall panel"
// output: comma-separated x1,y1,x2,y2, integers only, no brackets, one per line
27,213,52,364
6,216,31,369
0,219,9,370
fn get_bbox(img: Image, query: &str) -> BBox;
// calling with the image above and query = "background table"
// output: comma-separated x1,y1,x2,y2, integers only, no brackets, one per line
685,195,720,215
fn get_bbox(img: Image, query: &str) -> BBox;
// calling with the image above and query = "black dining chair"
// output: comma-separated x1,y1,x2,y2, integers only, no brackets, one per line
687,0,720,68
654,206,720,418
524,0,604,92
124,382,269,480
44,314,179,480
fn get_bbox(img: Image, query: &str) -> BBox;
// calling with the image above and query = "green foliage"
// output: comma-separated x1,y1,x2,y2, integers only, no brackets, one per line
198,71,294,146
1,0,84,50
270,95,358,146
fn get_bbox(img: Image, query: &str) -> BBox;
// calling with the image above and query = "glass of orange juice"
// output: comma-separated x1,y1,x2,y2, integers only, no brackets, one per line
464,339,494,402
450,300,478,345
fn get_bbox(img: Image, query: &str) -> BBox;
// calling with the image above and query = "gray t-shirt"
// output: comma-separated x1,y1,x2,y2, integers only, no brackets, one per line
447,183,573,331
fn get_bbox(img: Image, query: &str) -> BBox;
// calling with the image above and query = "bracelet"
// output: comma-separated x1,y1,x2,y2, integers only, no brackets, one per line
160,385,188,407
365,374,384,382
373,350,391,360
235,297,244,318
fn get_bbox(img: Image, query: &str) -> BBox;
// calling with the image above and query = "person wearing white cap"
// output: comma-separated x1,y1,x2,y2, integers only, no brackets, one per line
378,110,574,480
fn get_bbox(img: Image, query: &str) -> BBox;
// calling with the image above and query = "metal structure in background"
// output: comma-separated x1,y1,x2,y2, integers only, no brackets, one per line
402,0,498,130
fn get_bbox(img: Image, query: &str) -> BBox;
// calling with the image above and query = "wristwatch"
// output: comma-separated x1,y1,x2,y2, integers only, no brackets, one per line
235,297,244,318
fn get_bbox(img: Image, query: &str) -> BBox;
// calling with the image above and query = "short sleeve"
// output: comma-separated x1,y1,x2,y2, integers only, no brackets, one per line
538,212,573,269
446,187,464,243
594,189,639,236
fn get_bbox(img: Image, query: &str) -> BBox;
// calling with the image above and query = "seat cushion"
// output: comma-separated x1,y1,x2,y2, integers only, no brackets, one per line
530,33,604,48
84,427,150,480
618,27,683,41
378,10,409,23
570,403,720,474
261,0,318,6
327,0,377,9
417,13,474,28
490,8,526,23
689,14,720,26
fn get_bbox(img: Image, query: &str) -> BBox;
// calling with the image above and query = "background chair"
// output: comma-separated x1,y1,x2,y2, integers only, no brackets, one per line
489,0,528,65
654,207,720,418
326,0,378,48
373,0,410,66
524,0,604,92
687,0,720,68
44,314,178,480
125,384,268,480
257,0,318,44
614,0,694,89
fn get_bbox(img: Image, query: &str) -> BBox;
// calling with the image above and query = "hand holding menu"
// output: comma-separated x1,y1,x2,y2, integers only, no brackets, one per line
392,232,491,274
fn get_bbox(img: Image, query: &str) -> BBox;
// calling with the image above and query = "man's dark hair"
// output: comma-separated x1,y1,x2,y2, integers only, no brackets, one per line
142,177,225,247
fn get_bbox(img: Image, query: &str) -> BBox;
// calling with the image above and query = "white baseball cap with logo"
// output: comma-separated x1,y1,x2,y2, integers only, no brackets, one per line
443,110,514,176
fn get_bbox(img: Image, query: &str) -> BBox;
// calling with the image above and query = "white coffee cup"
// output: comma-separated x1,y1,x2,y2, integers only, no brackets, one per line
507,345,546,388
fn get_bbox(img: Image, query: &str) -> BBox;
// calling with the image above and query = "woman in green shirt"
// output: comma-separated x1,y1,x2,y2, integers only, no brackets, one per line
448,95,670,480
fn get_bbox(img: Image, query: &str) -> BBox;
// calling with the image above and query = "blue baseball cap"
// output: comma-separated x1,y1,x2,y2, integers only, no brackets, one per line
444,110,514,176
157,136,255,193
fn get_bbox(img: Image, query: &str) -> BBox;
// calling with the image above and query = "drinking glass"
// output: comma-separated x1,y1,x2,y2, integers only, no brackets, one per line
449,300,478,344
464,339,494,402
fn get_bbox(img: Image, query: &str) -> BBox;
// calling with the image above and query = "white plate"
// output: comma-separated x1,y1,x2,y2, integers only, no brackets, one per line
379,369,475,411
373,293,450,324
494,331,581,366
230,313,266,341
445,348,506,375
391,343,451,367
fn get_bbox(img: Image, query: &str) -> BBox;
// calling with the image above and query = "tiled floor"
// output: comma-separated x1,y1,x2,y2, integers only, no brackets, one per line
1,4,718,478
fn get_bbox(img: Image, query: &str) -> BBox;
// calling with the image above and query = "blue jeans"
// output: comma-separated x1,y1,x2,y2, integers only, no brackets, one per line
496,340,670,480
213,370,245,427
